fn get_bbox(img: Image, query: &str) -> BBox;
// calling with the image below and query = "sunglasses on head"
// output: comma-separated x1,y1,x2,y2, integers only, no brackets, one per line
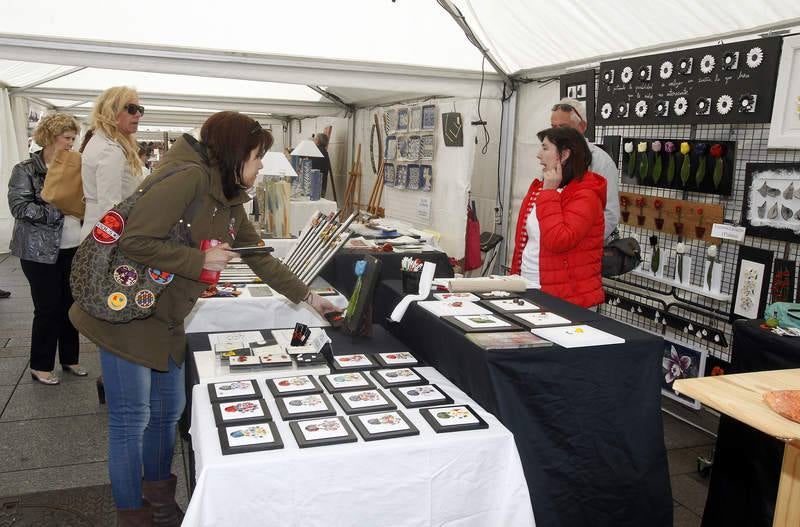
123,103,145,116
552,103,583,123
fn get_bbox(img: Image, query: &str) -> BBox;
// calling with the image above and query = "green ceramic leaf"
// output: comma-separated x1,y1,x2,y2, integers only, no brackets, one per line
695,156,706,186
680,155,691,187
666,155,675,185
639,155,649,184
706,260,713,289
677,256,683,283
652,155,663,185
713,158,723,190
651,247,660,275
627,149,637,177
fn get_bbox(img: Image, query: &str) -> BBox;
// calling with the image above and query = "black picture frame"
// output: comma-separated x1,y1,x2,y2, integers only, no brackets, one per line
420,405,489,433
266,375,323,398
770,259,796,304
371,368,428,389
275,393,337,421
478,298,542,315
730,246,774,321
505,311,573,329
343,255,382,336
374,352,419,368
289,417,359,448
390,384,454,409
329,353,378,372
333,389,397,415
441,314,521,333
349,410,420,441
320,371,377,393
212,398,271,427
741,163,800,242
207,379,262,403
218,421,283,455
560,68,596,141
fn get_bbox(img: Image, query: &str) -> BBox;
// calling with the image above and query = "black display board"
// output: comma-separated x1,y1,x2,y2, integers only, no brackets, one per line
596,37,781,125
559,69,596,141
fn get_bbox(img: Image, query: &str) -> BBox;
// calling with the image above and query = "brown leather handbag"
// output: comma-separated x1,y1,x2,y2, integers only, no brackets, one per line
41,150,85,219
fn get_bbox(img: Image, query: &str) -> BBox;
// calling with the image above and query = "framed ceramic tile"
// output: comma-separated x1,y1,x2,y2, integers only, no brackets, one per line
396,135,409,160
476,290,520,300
419,405,489,433
420,165,433,192
289,416,358,448
407,135,421,160
208,379,262,402
213,398,271,427
421,105,437,131
294,353,326,368
441,112,462,146
349,410,420,441
384,135,397,161
374,352,418,368
333,388,397,415
506,311,572,329
330,353,377,371
731,246,774,320
433,292,480,302
407,164,421,190
228,355,263,370
258,353,293,367
770,259,796,304
661,339,707,409
218,421,283,455
741,163,800,242
396,107,410,132
420,134,435,161
320,371,376,393
479,298,542,314
383,163,396,187
217,347,253,363
441,314,521,333
275,393,336,421
390,384,454,409
395,164,409,189
265,375,323,398
465,331,554,350
371,367,427,389
409,106,422,132
383,109,397,134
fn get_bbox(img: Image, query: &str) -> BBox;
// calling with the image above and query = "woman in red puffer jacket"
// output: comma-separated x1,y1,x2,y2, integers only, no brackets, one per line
510,127,606,308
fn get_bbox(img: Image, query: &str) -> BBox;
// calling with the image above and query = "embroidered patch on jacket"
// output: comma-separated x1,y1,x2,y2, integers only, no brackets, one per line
107,292,127,311
92,210,125,244
113,265,138,287
147,268,174,285
135,290,155,309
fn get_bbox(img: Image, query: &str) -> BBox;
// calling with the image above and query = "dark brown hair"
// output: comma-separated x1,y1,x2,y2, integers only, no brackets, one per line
201,111,274,199
536,126,592,187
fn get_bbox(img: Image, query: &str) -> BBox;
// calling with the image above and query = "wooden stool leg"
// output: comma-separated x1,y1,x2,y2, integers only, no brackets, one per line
773,442,800,526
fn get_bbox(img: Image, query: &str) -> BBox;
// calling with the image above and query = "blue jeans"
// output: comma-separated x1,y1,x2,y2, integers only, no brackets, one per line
99,349,185,509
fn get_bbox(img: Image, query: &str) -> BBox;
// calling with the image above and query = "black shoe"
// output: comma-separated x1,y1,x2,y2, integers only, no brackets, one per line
0,289,10,299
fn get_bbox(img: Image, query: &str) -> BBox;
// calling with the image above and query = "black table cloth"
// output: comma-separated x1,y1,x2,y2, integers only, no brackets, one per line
378,281,673,527
701,319,800,527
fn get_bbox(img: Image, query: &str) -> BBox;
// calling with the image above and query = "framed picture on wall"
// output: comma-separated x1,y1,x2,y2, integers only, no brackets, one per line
409,106,422,132
731,246,774,320
768,35,800,148
741,163,800,242
661,339,707,410
559,68,596,142
770,259,796,304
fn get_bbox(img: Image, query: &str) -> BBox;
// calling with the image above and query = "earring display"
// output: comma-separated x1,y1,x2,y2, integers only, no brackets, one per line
597,36,781,125
741,163,800,242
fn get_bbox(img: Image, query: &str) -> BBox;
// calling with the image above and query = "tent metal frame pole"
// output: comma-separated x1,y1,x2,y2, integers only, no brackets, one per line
496,91,517,273
9,66,86,94
307,85,354,116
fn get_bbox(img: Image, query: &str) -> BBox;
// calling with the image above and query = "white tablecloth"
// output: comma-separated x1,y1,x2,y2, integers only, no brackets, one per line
184,367,535,527
289,198,338,236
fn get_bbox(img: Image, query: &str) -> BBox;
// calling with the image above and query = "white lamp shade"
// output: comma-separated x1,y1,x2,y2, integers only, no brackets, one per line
259,152,299,177
290,139,324,158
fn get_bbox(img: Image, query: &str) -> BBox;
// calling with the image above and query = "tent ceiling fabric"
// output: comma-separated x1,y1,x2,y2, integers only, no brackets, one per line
451,0,800,75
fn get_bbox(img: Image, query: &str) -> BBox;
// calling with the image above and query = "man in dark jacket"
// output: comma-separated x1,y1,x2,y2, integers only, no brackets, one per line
311,133,335,200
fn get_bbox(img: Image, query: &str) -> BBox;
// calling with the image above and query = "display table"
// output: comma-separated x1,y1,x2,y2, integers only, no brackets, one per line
184,366,535,527
289,198,337,236
378,281,672,527
675,369,800,527
184,278,347,333
695,320,800,527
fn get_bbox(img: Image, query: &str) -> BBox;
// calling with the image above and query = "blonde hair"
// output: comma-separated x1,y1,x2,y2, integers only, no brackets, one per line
32,112,79,147
89,86,143,176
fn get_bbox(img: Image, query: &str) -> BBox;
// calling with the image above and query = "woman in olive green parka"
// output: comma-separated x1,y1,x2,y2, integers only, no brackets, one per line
70,112,337,526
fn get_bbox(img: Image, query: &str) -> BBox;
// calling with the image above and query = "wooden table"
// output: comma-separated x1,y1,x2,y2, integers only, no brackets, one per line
674,369,800,527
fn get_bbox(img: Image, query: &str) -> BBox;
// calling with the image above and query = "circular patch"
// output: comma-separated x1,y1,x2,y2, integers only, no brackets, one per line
92,210,125,245
147,268,174,285
107,292,127,311
113,265,138,287
135,290,155,309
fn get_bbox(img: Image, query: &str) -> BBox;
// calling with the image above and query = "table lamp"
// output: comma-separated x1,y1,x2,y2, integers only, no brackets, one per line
290,139,324,198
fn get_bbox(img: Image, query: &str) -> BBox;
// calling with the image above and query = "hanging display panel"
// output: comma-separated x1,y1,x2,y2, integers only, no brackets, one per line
559,68,596,141
597,37,781,125
741,163,800,242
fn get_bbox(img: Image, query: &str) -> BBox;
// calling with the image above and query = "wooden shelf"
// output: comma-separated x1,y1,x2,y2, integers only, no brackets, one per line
630,268,732,302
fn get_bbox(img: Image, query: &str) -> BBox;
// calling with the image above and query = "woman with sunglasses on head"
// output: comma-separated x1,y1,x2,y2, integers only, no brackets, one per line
70,111,339,526
80,86,145,240
510,126,606,308
7,112,87,385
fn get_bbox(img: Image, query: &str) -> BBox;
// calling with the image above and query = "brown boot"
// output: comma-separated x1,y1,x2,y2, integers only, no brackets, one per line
116,501,153,527
142,474,184,526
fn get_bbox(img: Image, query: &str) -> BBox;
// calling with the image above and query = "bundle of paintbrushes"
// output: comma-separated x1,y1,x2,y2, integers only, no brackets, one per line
283,210,357,286
401,257,424,272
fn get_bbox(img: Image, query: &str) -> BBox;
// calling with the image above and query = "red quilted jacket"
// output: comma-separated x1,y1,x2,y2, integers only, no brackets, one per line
510,171,607,307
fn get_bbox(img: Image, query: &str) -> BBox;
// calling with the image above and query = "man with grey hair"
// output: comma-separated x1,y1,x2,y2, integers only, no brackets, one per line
551,97,620,240
311,132,336,200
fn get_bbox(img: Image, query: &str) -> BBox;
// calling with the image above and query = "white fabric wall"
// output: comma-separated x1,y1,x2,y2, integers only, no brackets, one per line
469,100,502,246
504,80,560,268
0,89,22,253
290,116,350,204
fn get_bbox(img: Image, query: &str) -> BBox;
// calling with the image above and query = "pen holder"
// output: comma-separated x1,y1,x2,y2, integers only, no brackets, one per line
402,270,422,294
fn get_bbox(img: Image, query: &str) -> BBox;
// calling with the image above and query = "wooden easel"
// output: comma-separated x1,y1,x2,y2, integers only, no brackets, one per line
341,144,361,219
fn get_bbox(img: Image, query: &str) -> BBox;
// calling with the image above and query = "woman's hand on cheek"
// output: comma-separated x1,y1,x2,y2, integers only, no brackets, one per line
542,161,563,190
